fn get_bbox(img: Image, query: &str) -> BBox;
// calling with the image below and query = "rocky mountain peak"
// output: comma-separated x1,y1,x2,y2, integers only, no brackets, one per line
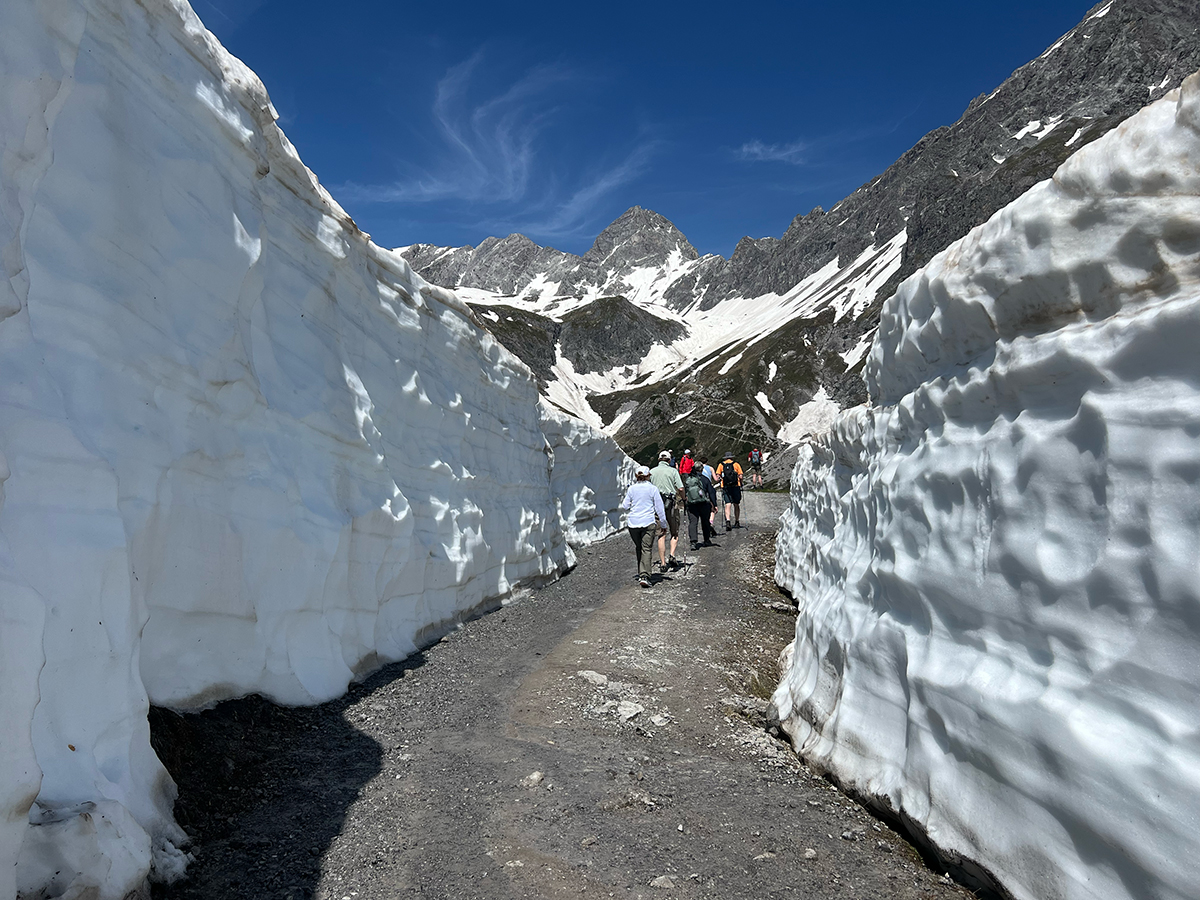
582,206,699,270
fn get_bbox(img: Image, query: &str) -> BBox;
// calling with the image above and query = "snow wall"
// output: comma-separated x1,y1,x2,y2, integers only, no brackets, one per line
0,2,635,898
775,73,1200,900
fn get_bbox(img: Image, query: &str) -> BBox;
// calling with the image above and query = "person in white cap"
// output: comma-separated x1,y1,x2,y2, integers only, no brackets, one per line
649,450,684,570
621,466,667,587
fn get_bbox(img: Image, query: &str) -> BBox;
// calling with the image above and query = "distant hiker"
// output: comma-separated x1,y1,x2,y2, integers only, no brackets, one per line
650,450,684,570
679,449,695,475
748,448,764,489
683,463,716,550
622,465,667,588
715,454,743,530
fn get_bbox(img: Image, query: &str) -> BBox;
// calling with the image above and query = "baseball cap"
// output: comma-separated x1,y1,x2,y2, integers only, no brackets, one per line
635,465,651,477
658,450,672,460
683,449,692,456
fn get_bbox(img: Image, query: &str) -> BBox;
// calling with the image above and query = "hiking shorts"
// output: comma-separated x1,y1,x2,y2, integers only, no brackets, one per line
723,485,742,505
660,497,680,538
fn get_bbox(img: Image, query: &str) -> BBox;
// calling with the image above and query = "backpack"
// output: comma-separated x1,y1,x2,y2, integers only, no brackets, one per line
721,460,739,488
750,449,761,465
685,473,706,505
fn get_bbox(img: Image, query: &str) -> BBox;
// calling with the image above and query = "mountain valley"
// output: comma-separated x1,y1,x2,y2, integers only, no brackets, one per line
402,0,1200,469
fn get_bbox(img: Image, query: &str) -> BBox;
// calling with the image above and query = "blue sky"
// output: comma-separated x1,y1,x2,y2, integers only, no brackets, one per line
194,0,1098,257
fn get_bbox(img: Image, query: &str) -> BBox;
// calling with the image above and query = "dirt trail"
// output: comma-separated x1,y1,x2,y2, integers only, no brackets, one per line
153,494,972,900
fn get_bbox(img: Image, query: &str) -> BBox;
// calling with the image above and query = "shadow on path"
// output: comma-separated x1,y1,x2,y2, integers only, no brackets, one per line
150,654,427,900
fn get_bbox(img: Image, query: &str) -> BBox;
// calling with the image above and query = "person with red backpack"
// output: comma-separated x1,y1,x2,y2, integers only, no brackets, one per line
747,448,763,489
714,454,743,530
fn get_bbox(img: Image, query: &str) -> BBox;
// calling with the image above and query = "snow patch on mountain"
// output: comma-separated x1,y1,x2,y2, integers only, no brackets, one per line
775,71,1200,900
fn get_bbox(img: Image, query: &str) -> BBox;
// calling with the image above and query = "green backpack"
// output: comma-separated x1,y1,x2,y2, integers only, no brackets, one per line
685,473,707,505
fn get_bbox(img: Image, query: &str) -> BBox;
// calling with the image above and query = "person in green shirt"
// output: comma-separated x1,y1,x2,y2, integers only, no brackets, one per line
649,450,684,569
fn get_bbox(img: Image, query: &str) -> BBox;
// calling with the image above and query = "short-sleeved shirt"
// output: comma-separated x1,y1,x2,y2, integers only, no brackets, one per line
715,460,743,487
649,462,683,501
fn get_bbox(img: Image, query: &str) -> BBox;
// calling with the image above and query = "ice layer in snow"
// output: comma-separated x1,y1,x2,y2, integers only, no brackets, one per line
774,73,1200,900
0,2,633,898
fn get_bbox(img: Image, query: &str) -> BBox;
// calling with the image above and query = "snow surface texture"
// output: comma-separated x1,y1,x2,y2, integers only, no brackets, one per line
0,2,632,898
775,72,1200,900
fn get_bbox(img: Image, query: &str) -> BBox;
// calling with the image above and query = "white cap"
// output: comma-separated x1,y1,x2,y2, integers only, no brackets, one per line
635,465,651,477
683,448,692,455
659,450,672,460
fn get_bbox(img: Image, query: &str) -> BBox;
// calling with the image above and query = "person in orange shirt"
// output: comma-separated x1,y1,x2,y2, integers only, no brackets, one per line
714,454,743,530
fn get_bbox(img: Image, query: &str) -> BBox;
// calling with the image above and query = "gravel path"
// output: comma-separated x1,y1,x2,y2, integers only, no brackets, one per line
152,493,973,900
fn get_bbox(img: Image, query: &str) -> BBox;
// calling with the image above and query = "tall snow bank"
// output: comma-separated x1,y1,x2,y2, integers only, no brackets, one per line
541,400,637,546
775,72,1200,900
0,1,630,897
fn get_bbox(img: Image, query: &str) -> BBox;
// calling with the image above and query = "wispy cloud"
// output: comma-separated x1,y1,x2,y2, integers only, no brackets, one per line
736,101,926,169
736,139,808,165
517,140,657,237
336,52,655,242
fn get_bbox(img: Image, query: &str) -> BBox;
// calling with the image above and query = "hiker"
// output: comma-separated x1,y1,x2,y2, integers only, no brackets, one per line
621,465,667,588
683,463,716,550
698,455,719,530
650,449,684,570
679,449,695,475
715,453,743,530
748,448,764,488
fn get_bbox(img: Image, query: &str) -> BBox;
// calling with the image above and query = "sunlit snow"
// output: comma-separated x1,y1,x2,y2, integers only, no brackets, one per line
775,388,840,444
775,73,1200,900
0,4,634,898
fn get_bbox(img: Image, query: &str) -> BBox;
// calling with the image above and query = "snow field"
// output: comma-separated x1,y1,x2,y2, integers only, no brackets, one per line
775,73,1200,900
0,2,630,897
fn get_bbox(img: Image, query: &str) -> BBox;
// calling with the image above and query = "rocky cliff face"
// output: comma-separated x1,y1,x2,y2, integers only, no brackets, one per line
405,207,704,305
402,0,1200,467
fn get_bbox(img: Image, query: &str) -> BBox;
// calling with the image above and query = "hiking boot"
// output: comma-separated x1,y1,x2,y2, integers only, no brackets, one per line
639,576,651,588
725,523,732,533
668,556,680,570
691,542,700,551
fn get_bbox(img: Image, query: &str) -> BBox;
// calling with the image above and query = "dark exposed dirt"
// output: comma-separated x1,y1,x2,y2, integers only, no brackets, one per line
152,494,974,900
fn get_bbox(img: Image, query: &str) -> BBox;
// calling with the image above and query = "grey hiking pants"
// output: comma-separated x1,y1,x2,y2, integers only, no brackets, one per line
629,525,655,578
